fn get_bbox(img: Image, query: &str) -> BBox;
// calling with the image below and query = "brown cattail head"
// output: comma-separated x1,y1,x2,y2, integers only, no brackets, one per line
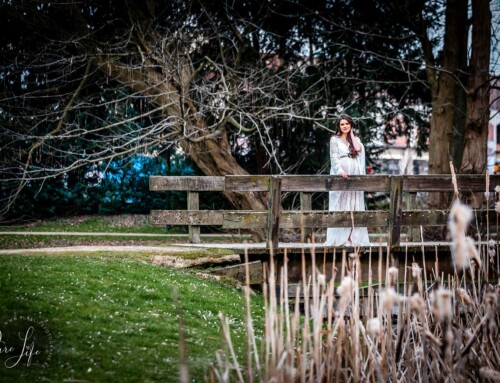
484,292,498,334
453,237,469,270
366,317,382,339
456,288,473,307
479,368,500,382
388,267,398,287
337,276,356,301
488,240,496,264
466,237,481,270
448,200,473,237
432,287,453,322
411,263,422,279
409,293,425,314
447,200,482,271
380,287,399,314
317,273,326,288
495,202,500,213
425,331,442,348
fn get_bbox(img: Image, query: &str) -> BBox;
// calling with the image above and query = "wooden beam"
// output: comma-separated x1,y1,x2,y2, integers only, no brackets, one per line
401,209,499,226
388,176,403,248
300,192,313,240
322,175,390,192
224,175,390,192
151,174,500,193
406,192,420,241
188,191,200,243
222,210,389,229
280,211,388,228
149,176,225,191
402,210,448,226
403,174,500,192
150,210,224,225
152,209,498,229
267,176,282,253
224,175,270,191
222,211,268,229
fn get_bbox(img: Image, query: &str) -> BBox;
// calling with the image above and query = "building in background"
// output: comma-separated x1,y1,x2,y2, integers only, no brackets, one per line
489,84,500,173
377,130,429,175
376,85,499,175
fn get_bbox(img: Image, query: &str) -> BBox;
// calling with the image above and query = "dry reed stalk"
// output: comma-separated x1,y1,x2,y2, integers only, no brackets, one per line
299,251,310,383
367,248,374,319
434,245,439,280
213,228,498,382
210,363,216,383
213,350,229,382
172,288,190,383
281,250,293,376
322,250,327,276
450,160,459,199
277,266,285,376
243,249,259,382
341,248,347,280
265,247,277,380
350,251,361,382
377,246,383,299
219,312,245,383
486,171,491,244
260,260,270,377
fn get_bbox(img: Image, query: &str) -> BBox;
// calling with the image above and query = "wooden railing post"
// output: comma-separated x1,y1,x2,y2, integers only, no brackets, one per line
406,192,420,241
188,191,200,244
300,192,312,241
388,176,403,250
267,176,282,253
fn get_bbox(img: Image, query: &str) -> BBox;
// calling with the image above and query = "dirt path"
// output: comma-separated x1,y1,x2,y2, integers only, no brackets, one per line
0,244,204,254
0,231,243,238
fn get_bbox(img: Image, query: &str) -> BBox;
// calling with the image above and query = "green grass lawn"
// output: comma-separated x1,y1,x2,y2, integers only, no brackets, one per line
0,214,181,234
0,234,182,250
0,254,264,382
0,214,252,246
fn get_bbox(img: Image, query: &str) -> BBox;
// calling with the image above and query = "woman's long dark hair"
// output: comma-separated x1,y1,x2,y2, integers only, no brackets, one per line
335,114,359,158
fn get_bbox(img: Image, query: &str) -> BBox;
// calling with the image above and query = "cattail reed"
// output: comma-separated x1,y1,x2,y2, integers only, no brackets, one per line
387,266,398,287
448,200,482,272
431,287,453,322
366,317,382,339
495,201,500,213
212,206,499,382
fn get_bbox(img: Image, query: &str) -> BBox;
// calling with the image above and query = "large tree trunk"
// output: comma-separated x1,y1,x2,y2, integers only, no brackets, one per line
102,53,269,215
426,0,468,209
461,0,491,172
179,119,268,211
449,8,470,172
460,0,491,207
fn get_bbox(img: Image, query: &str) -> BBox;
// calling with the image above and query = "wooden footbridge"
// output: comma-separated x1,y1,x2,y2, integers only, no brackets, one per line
149,174,500,286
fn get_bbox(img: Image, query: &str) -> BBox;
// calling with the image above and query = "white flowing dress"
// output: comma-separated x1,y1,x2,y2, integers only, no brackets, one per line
325,136,370,246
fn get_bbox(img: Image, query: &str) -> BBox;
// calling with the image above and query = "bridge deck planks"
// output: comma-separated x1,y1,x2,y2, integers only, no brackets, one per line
171,240,492,253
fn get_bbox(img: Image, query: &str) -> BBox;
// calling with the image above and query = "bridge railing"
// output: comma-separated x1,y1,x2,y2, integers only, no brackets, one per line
149,174,499,250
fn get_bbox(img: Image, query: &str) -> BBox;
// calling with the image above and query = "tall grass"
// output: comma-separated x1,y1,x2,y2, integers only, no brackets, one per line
213,205,500,382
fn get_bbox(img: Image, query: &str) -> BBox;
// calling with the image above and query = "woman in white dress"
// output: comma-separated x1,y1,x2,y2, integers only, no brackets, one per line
325,114,370,247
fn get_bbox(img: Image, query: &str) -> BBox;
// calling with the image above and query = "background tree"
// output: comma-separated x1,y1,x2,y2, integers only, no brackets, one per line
398,0,493,208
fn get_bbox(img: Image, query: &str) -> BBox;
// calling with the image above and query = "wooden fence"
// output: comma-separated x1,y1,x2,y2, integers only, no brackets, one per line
149,174,499,251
